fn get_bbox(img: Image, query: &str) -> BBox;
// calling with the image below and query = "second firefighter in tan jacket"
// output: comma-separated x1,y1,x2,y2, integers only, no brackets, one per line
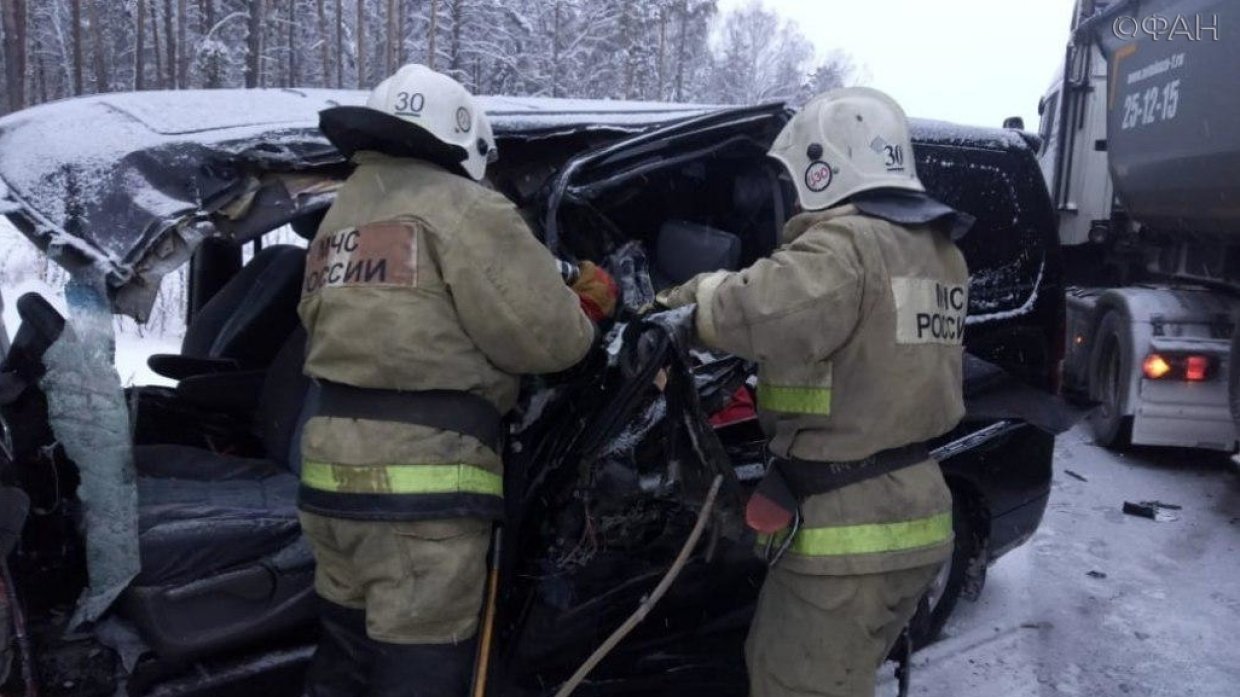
661,87,971,697
297,65,614,697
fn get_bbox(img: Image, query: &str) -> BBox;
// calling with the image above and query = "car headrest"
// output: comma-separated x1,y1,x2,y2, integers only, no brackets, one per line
733,172,772,214
654,220,743,286
0,293,66,380
291,208,327,241
182,245,306,368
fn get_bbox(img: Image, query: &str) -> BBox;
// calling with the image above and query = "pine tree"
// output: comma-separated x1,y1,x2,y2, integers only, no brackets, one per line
135,0,147,89
244,0,261,87
0,0,852,113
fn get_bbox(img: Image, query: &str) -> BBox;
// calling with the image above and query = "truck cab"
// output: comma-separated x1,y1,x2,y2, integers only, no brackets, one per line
1037,42,1114,257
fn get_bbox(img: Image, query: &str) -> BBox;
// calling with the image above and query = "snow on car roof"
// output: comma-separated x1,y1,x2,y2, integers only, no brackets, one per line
910,118,1032,151
0,89,723,295
0,89,718,237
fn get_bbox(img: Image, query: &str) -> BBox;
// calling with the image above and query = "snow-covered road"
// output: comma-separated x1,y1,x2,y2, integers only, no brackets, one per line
882,425,1240,697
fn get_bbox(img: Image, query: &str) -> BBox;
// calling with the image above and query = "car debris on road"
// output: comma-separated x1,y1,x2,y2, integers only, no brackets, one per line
1121,501,1182,522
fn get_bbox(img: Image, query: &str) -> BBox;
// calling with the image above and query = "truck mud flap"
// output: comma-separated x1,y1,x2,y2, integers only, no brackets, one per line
963,354,1093,435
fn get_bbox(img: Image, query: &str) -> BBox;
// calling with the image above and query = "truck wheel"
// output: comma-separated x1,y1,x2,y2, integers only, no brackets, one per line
1088,311,1132,449
909,495,978,648
1229,321,1240,438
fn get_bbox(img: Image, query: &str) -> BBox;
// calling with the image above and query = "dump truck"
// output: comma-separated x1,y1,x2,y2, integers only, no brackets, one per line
1038,0,1240,450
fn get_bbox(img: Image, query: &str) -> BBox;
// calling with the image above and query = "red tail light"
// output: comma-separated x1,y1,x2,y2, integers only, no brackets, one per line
1185,355,1210,382
1142,353,1214,381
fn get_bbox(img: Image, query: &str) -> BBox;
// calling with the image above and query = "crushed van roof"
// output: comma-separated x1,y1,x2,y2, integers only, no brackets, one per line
0,89,722,318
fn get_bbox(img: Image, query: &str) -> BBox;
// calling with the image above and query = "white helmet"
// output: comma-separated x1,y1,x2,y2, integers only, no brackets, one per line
320,64,496,180
768,87,924,211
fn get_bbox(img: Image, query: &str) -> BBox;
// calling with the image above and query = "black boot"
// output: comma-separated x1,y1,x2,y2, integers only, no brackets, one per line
304,600,374,697
369,637,477,697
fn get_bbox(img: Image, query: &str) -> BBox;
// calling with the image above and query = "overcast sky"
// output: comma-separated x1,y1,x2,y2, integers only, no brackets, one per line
720,0,1080,129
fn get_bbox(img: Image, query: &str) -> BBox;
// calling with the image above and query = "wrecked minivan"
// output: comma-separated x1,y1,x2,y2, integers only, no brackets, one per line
0,90,1064,697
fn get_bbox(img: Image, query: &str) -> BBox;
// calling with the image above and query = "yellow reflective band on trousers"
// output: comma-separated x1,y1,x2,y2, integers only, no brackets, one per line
756,384,832,416
758,512,952,557
301,460,503,497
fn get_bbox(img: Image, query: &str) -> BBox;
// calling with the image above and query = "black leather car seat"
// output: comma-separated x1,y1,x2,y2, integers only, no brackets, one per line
147,245,306,381
122,329,317,661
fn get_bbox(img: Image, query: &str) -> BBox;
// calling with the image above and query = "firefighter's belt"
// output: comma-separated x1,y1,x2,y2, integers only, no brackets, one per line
316,380,504,452
746,443,931,535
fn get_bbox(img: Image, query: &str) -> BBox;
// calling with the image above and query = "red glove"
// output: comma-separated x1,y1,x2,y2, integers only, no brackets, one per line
571,261,618,322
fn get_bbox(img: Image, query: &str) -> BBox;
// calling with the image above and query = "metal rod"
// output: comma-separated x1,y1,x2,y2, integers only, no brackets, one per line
471,526,503,697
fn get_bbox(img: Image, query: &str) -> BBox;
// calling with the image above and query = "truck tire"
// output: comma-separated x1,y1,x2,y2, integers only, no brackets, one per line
1088,311,1133,449
1229,321,1240,438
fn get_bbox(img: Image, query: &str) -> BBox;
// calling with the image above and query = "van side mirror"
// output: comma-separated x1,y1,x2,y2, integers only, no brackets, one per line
1003,117,1025,130
1038,97,1047,116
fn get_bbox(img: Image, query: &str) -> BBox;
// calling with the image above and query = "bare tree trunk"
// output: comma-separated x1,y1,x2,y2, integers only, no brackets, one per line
135,0,147,89
152,0,164,87
316,0,330,87
163,0,175,86
656,8,666,100
550,0,560,98
199,0,211,34
399,0,408,65
200,0,220,87
177,0,187,86
88,0,108,92
620,3,633,99
287,0,297,87
0,0,27,110
355,0,364,87
335,0,342,87
245,0,261,87
426,0,437,70
674,1,688,101
449,0,462,78
69,0,84,94
385,0,395,76
32,31,45,104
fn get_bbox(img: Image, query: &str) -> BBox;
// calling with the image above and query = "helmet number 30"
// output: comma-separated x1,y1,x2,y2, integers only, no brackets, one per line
393,91,425,116
884,144,905,171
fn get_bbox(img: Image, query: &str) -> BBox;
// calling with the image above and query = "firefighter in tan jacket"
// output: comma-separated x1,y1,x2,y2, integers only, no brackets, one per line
660,88,971,697
298,65,613,697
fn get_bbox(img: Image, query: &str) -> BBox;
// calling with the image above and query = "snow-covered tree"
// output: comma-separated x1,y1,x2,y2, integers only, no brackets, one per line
0,0,856,111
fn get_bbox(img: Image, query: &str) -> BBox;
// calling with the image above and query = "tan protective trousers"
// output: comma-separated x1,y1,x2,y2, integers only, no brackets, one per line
745,564,942,697
298,512,491,645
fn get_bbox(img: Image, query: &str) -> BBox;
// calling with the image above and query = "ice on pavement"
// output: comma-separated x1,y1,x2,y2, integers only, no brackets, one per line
879,425,1240,697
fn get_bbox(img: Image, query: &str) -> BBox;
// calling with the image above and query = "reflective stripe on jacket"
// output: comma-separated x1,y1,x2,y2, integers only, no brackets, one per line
297,153,594,521
665,204,967,573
